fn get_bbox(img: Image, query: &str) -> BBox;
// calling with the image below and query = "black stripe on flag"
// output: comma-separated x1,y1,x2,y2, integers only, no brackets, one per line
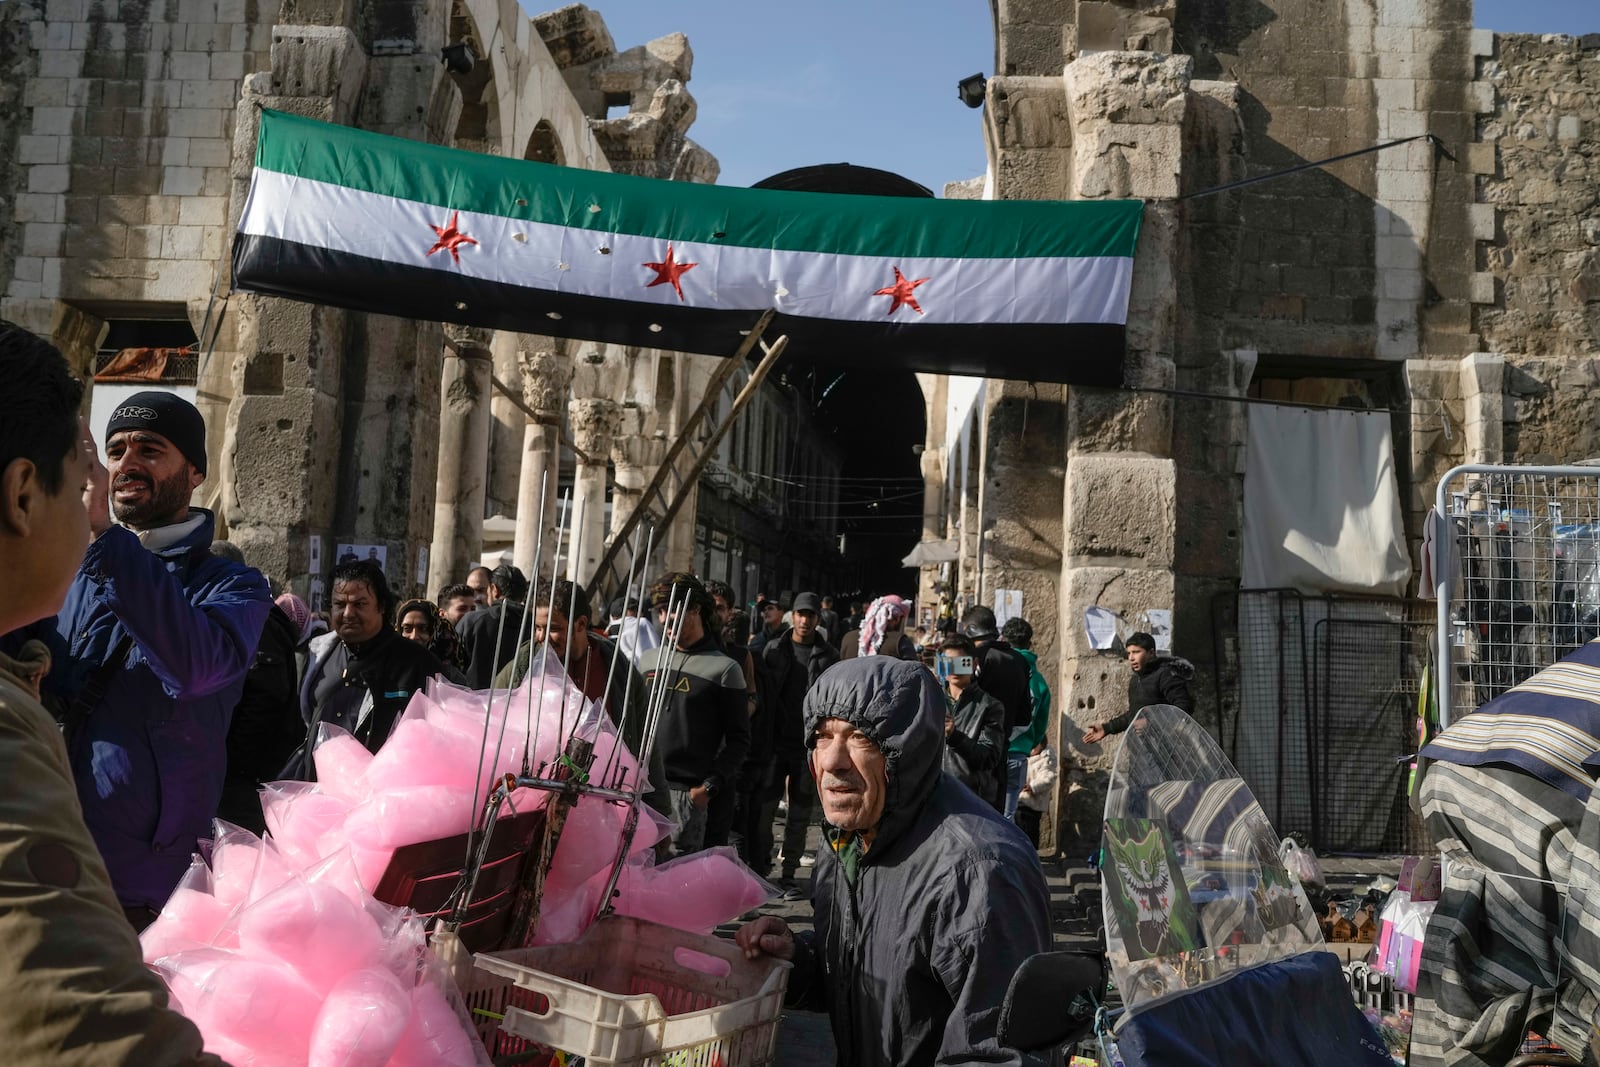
232,234,1126,387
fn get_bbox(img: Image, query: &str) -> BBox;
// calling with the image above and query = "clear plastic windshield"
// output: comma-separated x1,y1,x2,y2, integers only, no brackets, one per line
1101,705,1324,1011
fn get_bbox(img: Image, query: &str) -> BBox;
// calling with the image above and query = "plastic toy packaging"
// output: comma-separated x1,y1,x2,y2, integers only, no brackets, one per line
1372,889,1435,993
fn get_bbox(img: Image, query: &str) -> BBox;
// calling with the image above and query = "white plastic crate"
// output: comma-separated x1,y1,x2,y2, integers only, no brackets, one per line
464,915,791,1067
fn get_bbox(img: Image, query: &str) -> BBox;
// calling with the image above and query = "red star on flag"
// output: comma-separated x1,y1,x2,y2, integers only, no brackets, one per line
426,211,478,264
642,244,698,300
874,266,930,316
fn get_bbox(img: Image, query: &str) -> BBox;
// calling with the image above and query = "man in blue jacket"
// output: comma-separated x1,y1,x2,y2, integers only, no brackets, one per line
37,391,270,927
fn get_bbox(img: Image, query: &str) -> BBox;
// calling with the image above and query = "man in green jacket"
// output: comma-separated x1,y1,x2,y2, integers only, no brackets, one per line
0,320,226,1065
1000,617,1052,823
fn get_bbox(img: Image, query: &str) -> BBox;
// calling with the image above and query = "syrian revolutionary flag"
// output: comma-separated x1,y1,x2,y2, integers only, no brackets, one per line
233,109,1143,386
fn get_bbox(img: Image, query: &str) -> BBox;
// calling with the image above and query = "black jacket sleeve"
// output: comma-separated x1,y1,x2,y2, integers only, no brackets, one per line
1160,666,1194,713
947,696,1006,780
709,669,751,792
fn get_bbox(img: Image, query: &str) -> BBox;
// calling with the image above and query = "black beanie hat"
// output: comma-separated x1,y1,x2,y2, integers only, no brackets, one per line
105,391,207,474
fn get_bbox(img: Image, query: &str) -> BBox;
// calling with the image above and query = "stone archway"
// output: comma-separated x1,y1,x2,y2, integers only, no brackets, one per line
524,118,564,164
446,0,500,153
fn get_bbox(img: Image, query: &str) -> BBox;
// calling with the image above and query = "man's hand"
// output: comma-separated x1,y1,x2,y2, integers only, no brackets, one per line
689,784,711,811
80,417,110,538
736,915,796,961
1030,743,1045,757
944,714,955,738
1082,724,1107,745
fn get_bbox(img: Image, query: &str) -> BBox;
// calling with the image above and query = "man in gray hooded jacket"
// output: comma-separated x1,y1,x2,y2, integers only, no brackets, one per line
737,658,1050,1065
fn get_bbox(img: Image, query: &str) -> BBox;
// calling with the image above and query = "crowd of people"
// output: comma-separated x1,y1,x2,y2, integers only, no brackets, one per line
0,319,1218,1065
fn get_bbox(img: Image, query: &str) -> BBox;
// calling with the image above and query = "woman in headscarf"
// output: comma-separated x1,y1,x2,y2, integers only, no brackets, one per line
839,594,918,660
395,596,468,676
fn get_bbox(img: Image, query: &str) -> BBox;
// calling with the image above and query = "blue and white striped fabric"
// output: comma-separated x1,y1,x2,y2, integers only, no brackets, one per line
1422,640,1600,799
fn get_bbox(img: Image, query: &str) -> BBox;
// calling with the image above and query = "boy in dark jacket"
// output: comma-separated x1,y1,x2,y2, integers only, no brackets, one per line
938,634,1006,811
1082,631,1196,744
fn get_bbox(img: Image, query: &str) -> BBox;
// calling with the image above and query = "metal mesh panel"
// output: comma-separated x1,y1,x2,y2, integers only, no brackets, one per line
1312,618,1430,854
1438,469,1600,720
1215,590,1433,854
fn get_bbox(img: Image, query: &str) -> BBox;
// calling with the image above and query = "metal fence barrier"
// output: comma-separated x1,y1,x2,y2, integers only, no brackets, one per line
1213,590,1431,854
1433,465,1600,730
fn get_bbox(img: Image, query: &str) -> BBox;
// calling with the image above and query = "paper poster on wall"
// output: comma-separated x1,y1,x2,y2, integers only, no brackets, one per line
309,534,322,577
308,578,325,613
336,543,387,570
1085,606,1121,650
416,546,429,585
995,589,1023,629
1146,609,1173,652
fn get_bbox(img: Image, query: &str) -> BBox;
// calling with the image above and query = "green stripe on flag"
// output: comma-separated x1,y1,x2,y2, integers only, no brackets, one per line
254,109,1143,262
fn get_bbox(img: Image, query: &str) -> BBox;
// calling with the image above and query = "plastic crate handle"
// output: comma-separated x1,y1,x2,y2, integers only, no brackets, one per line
672,946,732,978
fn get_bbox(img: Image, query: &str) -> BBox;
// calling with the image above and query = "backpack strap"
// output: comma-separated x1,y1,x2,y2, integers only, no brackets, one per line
61,634,134,747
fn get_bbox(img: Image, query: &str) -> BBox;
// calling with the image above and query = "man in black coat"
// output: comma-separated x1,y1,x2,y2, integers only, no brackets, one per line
285,560,450,776
1082,630,1195,744
958,605,1034,741
454,563,528,688
763,592,840,894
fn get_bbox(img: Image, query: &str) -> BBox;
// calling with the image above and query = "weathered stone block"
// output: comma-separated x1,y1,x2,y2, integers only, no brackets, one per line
1065,454,1175,564
1462,141,1496,175
1064,50,1191,127
269,24,366,109
533,4,617,69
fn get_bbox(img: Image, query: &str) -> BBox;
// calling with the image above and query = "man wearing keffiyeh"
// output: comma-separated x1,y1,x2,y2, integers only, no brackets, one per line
736,658,1050,1066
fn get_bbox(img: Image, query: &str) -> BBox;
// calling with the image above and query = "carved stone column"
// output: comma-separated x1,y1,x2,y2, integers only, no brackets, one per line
512,346,571,579
426,325,494,594
608,403,665,584
568,397,621,584
566,398,620,585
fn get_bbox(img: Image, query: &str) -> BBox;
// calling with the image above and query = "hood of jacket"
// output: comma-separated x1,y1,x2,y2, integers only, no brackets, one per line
1145,654,1196,680
803,656,944,855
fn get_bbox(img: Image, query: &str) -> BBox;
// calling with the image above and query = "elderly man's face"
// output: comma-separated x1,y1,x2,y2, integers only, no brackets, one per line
811,717,887,833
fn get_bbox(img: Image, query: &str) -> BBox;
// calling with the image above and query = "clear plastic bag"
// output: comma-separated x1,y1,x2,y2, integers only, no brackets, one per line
1280,837,1324,888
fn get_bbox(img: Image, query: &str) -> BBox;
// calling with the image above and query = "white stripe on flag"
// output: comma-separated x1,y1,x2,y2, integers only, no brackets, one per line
238,169,1133,327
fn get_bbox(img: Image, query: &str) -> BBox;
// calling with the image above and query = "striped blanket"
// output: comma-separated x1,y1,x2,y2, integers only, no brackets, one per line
1412,760,1597,1065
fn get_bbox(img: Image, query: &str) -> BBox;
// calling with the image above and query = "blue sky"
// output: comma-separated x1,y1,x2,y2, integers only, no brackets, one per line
577,0,1597,196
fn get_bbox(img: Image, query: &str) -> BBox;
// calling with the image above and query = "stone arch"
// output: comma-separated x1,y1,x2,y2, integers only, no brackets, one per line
524,119,564,164
446,0,502,153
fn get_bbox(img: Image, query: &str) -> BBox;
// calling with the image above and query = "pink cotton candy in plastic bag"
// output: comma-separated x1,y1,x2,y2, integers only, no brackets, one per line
531,863,612,946
308,967,412,1067
545,793,623,885
185,955,324,1067
345,785,478,850
364,718,486,795
614,846,773,935
141,857,230,964
314,724,376,804
384,980,481,1067
237,878,384,991
261,782,356,867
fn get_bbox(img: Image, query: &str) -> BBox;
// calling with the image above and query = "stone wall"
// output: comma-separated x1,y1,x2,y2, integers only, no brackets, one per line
2,0,276,324
1477,33,1600,463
